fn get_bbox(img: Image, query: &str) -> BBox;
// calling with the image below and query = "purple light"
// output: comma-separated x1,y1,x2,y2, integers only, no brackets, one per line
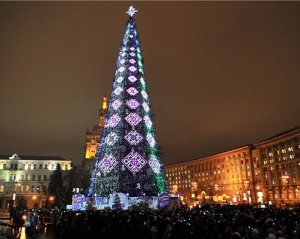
146,133,156,147
126,99,140,109
111,99,122,111
107,114,121,128
143,115,152,128
99,154,118,173
118,66,125,72
105,132,118,146
124,130,143,145
129,59,136,64
129,66,137,72
125,112,142,127
149,155,161,174
127,87,138,96
131,158,138,165
122,151,147,172
114,86,123,96
128,75,137,83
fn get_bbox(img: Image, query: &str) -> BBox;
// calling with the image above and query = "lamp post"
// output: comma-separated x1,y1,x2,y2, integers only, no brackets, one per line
49,196,54,208
13,193,16,207
32,195,37,208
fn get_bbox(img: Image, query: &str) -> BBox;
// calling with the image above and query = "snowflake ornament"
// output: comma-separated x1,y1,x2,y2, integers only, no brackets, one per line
126,6,138,17
98,154,118,173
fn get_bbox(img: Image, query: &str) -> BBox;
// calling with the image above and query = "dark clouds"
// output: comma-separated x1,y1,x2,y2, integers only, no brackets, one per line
0,2,299,165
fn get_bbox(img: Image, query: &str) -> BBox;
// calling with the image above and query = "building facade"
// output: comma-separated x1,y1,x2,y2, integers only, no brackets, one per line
255,126,300,205
163,126,300,206
0,153,72,210
84,94,107,162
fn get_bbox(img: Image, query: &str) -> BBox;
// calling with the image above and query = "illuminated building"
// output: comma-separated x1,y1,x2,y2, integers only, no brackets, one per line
0,153,72,210
84,94,108,161
163,125,300,205
255,125,300,205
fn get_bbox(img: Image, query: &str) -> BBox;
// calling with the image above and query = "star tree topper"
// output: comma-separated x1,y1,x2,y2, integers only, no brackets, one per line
126,6,138,17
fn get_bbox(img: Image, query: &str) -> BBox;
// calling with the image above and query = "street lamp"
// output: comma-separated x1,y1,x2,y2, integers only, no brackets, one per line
32,195,37,208
49,196,54,207
13,193,16,207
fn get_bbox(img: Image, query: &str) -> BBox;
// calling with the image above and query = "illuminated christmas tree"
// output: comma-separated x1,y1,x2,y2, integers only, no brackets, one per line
88,6,167,197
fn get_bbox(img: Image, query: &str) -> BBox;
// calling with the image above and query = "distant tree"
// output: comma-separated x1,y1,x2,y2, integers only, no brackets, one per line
65,168,75,205
48,163,65,208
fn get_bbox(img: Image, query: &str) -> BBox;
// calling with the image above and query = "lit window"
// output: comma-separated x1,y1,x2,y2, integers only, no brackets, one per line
283,156,287,161
292,177,296,184
272,179,276,185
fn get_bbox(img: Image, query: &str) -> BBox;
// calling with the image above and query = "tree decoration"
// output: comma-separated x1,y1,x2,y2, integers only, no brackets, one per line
88,7,167,197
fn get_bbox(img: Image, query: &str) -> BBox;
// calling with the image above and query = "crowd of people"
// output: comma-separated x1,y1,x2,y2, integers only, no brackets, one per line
43,203,300,239
9,203,300,239
9,207,39,236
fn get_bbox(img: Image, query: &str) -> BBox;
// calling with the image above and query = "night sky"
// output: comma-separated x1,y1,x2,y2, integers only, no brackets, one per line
1,2,300,166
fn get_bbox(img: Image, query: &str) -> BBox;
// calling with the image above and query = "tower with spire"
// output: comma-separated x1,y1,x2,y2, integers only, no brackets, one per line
88,7,167,197
84,93,108,161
